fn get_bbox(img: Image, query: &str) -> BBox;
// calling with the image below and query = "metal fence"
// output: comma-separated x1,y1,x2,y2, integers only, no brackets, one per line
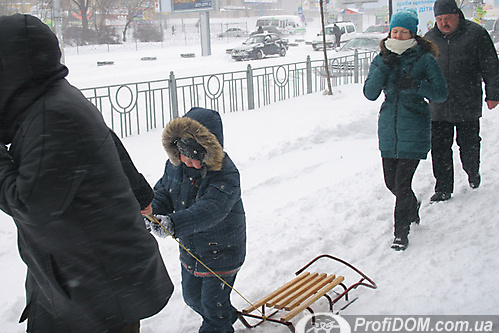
81,50,377,138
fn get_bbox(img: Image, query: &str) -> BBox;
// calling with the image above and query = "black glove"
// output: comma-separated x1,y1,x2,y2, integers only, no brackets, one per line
383,53,401,67
397,72,420,90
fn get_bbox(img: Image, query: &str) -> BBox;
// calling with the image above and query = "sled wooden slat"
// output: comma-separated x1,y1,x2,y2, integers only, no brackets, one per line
274,273,330,309
265,272,319,307
284,273,338,311
281,276,344,322
241,271,310,314
236,254,378,333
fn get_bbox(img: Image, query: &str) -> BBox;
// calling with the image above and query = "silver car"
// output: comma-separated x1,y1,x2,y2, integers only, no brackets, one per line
328,35,382,76
218,28,250,38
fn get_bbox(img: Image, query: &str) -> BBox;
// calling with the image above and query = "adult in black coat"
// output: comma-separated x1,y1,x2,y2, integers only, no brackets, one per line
0,14,173,332
111,130,155,212
424,0,499,202
332,23,342,47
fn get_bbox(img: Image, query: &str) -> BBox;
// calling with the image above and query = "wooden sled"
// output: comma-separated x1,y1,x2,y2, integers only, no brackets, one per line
236,254,377,333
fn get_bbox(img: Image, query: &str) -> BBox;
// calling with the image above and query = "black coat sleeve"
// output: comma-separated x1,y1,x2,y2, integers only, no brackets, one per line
110,131,154,210
477,28,499,101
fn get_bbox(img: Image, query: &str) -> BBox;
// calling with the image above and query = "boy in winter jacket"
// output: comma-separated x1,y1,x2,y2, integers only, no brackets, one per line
0,14,173,332
149,107,246,333
363,10,448,250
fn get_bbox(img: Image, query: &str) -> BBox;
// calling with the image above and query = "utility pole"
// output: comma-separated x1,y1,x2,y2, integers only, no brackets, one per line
320,0,332,95
53,0,66,64
199,11,211,56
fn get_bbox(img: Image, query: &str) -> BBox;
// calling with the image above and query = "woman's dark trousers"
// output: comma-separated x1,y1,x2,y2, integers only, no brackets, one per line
382,158,420,238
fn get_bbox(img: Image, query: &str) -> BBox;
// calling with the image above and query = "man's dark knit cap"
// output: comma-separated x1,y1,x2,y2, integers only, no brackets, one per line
434,0,459,17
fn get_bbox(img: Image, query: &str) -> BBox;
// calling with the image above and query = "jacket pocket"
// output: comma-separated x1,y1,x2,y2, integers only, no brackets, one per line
47,254,72,300
204,241,227,261
57,169,87,215
402,99,428,117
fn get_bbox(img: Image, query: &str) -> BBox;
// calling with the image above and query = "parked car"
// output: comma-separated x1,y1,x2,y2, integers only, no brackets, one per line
312,22,357,51
337,34,382,52
251,26,284,37
218,27,250,38
363,24,389,34
231,33,288,61
328,34,382,74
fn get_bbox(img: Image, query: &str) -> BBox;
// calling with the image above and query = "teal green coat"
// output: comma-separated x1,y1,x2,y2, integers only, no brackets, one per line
363,45,448,160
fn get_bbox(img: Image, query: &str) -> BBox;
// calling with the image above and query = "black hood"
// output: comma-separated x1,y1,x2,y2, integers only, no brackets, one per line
0,14,68,143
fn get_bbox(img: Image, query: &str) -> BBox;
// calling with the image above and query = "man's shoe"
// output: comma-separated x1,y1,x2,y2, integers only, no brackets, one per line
430,192,451,202
469,174,481,189
391,237,409,251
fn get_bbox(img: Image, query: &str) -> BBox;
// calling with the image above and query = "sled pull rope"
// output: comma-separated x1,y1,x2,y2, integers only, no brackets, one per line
145,215,266,320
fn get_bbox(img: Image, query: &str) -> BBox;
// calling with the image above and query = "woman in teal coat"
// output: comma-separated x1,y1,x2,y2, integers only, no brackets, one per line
363,9,448,251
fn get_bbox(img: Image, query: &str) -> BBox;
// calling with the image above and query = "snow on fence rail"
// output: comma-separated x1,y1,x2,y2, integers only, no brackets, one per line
80,50,376,138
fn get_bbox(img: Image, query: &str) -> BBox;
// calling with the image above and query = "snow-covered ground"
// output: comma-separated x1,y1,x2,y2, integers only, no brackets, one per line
1,27,498,333
62,18,331,88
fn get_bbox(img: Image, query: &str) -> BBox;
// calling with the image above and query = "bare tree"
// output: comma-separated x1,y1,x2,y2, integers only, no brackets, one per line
457,0,471,8
120,0,153,42
94,0,118,41
71,0,92,32
35,0,56,23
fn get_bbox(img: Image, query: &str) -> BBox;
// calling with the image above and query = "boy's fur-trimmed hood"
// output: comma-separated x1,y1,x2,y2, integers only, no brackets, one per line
162,107,225,171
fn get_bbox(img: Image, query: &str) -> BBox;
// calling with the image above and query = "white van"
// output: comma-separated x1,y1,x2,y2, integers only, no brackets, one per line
255,15,306,35
312,22,357,51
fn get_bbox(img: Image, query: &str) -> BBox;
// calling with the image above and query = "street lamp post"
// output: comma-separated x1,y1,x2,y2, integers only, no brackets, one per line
53,0,66,64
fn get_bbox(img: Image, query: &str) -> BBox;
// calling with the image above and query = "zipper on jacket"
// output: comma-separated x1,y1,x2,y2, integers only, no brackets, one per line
394,68,400,158
444,37,451,116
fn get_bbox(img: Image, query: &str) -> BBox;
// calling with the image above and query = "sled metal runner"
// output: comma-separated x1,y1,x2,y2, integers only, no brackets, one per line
236,254,377,333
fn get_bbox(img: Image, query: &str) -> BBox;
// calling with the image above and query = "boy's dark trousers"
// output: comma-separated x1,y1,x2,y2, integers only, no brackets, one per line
181,266,238,333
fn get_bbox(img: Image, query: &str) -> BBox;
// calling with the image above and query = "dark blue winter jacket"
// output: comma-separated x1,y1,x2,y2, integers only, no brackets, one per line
152,107,246,276
364,44,448,160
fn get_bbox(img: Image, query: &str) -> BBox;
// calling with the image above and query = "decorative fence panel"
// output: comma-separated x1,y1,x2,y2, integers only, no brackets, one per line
81,50,377,138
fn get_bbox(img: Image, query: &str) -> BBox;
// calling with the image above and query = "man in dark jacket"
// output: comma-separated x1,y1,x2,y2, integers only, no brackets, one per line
424,0,499,202
332,23,342,47
0,14,173,332
151,107,246,333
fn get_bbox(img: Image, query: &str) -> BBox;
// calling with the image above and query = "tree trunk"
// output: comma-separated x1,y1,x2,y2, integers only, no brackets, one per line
123,21,130,42
320,0,332,95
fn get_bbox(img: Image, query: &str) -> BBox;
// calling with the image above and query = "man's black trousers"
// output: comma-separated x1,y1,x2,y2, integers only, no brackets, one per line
431,120,481,194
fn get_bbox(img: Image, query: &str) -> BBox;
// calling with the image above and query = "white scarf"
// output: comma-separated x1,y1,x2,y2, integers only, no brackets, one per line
384,38,418,55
